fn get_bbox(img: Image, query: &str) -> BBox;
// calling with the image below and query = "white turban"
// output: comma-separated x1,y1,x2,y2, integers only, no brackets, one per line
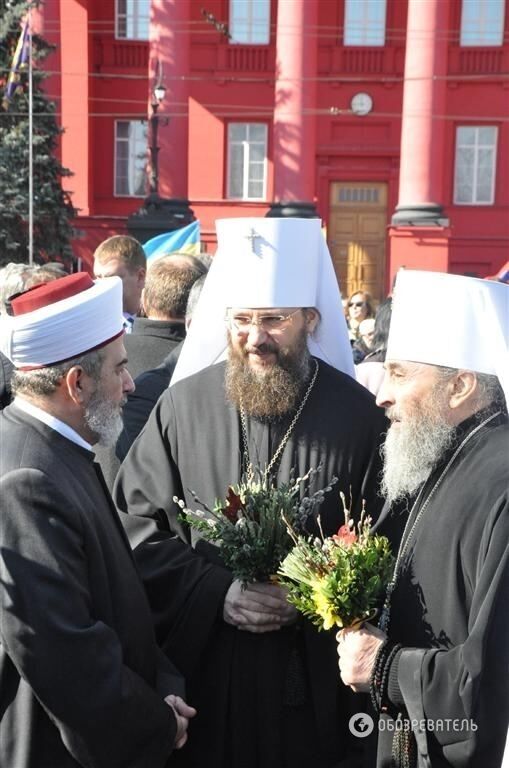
0,272,124,369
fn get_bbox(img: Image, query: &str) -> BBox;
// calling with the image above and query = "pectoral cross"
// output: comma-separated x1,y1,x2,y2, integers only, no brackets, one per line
244,228,262,255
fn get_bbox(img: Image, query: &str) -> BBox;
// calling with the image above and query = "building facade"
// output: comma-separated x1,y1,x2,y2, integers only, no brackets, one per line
38,0,509,298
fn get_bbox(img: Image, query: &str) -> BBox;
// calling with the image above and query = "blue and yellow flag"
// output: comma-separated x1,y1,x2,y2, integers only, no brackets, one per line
143,220,201,263
3,17,30,110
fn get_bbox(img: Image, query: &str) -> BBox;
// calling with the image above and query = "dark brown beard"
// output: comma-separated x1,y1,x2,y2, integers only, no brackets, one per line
225,327,312,420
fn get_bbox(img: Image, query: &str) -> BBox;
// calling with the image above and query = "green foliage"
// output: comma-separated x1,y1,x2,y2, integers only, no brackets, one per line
279,511,395,630
176,469,334,586
0,0,76,267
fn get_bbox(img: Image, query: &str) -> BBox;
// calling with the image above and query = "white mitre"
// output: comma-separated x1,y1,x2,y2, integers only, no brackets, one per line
387,269,509,406
171,217,354,385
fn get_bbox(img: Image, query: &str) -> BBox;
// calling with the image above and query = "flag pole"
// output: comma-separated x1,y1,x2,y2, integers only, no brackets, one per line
28,9,34,265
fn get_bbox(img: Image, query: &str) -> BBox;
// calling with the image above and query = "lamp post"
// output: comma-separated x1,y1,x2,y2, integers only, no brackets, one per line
148,82,166,199
127,61,195,244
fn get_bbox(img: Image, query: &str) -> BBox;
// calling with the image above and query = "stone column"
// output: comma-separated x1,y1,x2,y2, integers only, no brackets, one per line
59,0,90,215
268,0,318,218
149,0,189,201
129,0,194,241
391,0,449,226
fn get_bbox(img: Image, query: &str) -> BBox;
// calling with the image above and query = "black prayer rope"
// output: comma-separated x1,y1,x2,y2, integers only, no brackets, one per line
369,639,402,715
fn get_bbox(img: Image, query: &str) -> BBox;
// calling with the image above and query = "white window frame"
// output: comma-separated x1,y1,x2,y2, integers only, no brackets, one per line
344,0,387,47
227,123,268,201
229,0,270,45
453,126,498,206
115,0,150,41
460,0,505,47
114,120,148,198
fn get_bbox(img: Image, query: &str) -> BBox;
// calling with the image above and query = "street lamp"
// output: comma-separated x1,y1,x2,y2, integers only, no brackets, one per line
127,61,195,243
148,81,167,198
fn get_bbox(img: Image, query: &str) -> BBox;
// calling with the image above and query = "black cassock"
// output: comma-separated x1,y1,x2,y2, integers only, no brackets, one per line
115,359,388,768
0,404,182,768
372,409,509,767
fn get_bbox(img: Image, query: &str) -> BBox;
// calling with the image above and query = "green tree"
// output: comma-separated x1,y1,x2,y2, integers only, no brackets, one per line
0,0,76,267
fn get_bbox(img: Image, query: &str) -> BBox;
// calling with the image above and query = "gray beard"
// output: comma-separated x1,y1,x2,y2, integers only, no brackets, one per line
225,328,311,421
85,390,125,447
380,402,457,505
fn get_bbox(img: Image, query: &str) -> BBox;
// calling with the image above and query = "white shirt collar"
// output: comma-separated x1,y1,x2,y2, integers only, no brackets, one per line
14,397,94,452
123,313,135,333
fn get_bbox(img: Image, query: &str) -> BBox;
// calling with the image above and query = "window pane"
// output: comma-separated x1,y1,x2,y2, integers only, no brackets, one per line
460,0,505,46
478,126,497,145
478,148,494,168
250,143,265,162
230,0,270,45
116,122,129,140
454,126,497,205
228,144,244,197
117,0,150,40
457,126,476,145
248,123,267,142
344,0,386,46
229,123,247,141
115,120,147,196
227,121,267,200
247,180,263,198
249,162,264,181
475,179,491,203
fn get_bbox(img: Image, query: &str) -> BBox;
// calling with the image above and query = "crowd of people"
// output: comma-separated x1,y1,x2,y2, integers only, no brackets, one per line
0,218,507,768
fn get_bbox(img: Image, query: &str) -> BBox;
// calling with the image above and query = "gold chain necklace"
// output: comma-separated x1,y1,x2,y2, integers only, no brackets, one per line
378,409,501,634
240,359,319,483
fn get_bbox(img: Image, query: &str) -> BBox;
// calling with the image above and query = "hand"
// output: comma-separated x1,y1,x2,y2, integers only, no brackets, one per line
336,622,386,692
164,694,197,749
223,580,298,633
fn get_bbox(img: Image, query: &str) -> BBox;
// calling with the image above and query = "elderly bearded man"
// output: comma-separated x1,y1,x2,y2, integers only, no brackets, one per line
114,218,388,768
0,274,195,768
337,270,509,768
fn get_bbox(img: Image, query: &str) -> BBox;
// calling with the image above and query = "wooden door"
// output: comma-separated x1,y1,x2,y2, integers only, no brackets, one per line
328,182,387,301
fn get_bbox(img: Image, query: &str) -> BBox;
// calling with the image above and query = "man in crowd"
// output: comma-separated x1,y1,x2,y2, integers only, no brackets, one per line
124,253,207,380
93,234,146,329
0,262,68,409
0,273,195,768
114,218,388,768
337,270,508,767
94,254,207,487
117,272,207,458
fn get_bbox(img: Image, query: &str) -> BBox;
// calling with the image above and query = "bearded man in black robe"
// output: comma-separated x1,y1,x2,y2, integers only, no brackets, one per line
114,218,388,768
0,273,195,768
337,270,509,768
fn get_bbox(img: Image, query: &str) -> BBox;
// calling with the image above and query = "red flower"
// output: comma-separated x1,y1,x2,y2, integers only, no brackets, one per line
221,486,245,522
333,525,357,547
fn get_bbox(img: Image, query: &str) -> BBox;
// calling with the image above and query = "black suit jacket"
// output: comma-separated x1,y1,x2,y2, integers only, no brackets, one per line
124,318,185,380
116,342,183,461
96,324,185,489
0,403,183,768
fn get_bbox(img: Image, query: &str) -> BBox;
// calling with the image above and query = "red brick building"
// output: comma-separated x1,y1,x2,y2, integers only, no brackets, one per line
37,0,509,298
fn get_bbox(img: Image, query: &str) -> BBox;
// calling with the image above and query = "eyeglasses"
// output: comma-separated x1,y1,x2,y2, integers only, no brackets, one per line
228,309,302,333
348,301,366,308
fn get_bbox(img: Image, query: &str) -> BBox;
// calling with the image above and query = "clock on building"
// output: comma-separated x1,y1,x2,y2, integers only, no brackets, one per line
350,92,373,116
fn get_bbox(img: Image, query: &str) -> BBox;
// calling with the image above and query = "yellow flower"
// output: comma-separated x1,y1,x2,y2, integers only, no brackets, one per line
312,585,341,630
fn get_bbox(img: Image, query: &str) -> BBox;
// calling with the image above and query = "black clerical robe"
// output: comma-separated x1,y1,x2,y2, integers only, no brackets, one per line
0,403,183,768
373,409,509,767
114,359,388,768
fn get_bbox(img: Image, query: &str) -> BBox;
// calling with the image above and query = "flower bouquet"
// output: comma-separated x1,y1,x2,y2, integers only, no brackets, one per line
174,468,336,586
278,494,394,630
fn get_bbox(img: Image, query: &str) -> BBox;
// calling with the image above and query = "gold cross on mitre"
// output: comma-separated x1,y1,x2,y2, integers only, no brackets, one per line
244,227,262,255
